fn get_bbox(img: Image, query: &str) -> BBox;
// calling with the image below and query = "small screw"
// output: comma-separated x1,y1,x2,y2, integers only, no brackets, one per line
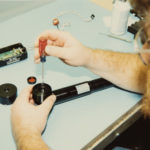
91,14,95,20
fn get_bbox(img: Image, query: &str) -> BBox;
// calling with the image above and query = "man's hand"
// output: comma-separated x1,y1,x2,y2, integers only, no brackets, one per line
11,86,56,149
34,29,92,67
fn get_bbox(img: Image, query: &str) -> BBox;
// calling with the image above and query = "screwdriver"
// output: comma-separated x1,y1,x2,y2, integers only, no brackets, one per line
39,39,47,83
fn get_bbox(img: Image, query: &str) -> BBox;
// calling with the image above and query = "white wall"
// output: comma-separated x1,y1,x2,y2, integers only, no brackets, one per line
0,0,54,22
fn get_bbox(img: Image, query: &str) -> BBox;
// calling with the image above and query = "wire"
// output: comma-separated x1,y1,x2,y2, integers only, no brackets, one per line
53,10,95,30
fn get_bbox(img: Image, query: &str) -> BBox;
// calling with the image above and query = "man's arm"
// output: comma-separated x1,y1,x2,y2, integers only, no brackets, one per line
34,29,148,93
13,129,50,150
11,86,56,150
85,49,148,93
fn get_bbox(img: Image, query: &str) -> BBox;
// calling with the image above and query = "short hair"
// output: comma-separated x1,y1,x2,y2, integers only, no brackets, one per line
129,0,150,17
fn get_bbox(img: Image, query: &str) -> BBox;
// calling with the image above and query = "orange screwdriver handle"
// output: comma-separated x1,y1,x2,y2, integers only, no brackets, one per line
39,39,47,62
39,39,47,56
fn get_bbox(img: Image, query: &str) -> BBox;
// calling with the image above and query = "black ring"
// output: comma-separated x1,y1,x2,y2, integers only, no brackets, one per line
0,83,17,105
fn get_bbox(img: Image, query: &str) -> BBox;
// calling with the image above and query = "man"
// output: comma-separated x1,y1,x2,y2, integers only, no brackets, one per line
11,0,150,149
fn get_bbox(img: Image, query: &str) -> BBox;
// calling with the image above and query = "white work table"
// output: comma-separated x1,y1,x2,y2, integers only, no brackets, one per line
0,0,142,150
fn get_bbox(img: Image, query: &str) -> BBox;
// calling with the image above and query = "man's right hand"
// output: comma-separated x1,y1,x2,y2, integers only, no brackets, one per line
34,29,92,67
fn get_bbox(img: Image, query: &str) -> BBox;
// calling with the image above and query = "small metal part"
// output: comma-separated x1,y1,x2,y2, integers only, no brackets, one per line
42,63,44,83
91,14,95,20
0,83,17,105
32,83,52,105
27,76,37,84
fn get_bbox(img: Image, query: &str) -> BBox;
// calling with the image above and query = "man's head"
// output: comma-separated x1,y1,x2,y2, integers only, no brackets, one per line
129,0,150,38
129,0,150,65
129,0,150,117
130,0,150,17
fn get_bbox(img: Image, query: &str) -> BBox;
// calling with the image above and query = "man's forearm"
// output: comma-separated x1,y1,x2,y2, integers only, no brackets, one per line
14,129,50,150
85,48,148,93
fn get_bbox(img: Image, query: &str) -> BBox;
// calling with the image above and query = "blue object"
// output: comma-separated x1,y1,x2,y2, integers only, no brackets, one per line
112,146,131,150
40,56,46,62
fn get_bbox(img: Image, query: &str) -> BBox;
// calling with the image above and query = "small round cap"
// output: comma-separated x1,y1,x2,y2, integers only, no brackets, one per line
27,76,37,84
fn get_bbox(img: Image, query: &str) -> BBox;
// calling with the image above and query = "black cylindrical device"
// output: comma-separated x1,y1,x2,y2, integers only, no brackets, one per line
32,83,52,105
53,78,112,104
32,78,112,105
0,83,17,105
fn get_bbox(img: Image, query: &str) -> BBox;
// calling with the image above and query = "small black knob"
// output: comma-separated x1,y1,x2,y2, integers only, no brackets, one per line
91,14,95,20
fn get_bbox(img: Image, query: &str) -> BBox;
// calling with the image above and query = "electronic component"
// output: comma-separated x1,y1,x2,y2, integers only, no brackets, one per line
27,76,37,84
53,11,95,30
0,43,27,67
90,14,95,20
52,18,59,30
127,20,142,38
32,83,52,105
32,78,113,105
0,83,17,105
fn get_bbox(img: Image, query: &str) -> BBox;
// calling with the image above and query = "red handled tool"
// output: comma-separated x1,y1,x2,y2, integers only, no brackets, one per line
39,39,47,83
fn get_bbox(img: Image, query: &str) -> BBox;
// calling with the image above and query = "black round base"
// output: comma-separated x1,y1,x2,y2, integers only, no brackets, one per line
32,83,52,105
0,83,17,105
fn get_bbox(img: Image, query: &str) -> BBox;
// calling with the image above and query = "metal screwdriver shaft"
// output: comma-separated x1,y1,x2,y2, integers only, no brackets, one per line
42,63,44,83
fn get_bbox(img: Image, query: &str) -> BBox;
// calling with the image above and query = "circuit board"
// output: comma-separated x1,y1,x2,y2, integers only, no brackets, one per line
0,43,27,67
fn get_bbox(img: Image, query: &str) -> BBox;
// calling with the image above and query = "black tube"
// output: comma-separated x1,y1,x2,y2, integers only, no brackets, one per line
53,78,113,105
89,78,112,91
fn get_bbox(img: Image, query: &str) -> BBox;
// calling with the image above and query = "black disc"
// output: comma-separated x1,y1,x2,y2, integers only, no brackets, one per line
32,83,52,105
0,83,17,105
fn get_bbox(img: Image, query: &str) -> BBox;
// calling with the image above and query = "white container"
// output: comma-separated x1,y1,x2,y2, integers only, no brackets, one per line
110,0,131,35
